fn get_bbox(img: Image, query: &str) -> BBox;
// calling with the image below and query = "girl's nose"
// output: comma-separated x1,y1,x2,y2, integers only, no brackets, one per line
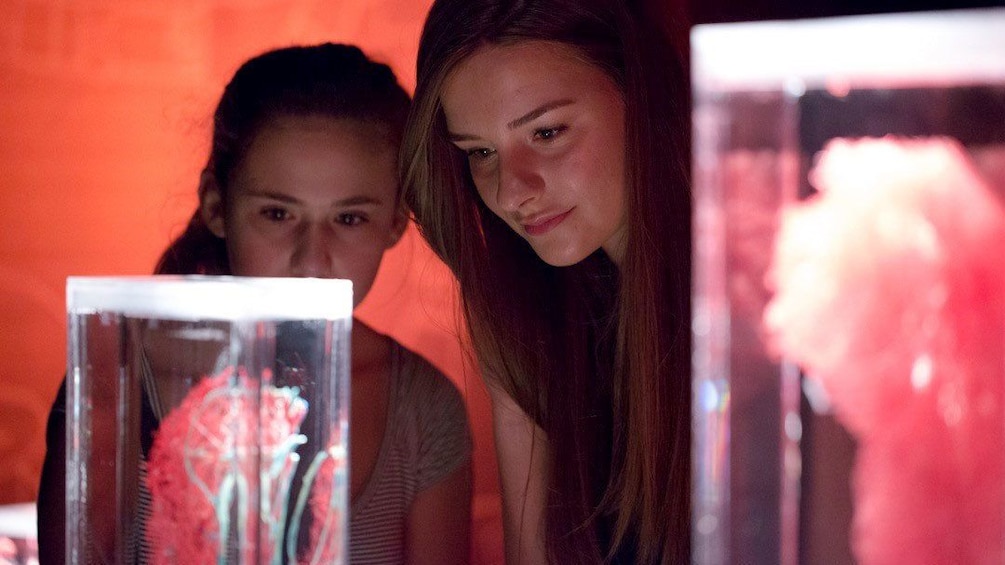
495,149,545,213
292,223,336,278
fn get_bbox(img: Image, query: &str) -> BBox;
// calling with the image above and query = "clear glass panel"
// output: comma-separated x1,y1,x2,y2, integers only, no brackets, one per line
692,9,1005,565
66,276,351,564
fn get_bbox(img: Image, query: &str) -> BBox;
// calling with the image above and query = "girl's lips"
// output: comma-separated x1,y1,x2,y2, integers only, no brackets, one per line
522,208,573,236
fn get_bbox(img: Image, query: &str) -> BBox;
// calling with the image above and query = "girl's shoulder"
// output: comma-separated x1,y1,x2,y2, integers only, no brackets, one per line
387,341,472,481
388,341,467,418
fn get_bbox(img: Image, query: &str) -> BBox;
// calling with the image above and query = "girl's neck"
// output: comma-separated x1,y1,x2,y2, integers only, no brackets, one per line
351,317,391,375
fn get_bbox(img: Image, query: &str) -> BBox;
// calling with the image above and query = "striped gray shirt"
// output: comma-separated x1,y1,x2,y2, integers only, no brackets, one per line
348,342,471,563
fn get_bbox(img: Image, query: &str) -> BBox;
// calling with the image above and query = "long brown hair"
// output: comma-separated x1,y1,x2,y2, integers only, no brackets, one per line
401,0,691,562
155,43,410,275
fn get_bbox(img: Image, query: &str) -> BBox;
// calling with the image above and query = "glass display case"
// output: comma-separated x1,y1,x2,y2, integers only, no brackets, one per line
65,276,352,564
691,9,1005,565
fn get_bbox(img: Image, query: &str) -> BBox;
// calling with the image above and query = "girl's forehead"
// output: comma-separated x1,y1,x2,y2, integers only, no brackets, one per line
232,116,399,198
440,40,619,123
456,40,586,72
444,40,616,99
262,115,395,144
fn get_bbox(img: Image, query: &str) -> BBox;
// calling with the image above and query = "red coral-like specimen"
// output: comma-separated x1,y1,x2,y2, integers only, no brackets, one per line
764,137,1005,564
145,368,308,564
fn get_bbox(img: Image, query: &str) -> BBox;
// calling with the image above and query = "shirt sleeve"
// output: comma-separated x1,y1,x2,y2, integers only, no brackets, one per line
409,358,472,492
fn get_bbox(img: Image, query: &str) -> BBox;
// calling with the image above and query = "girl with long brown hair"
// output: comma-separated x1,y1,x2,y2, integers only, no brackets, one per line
39,43,472,565
401,0,691,562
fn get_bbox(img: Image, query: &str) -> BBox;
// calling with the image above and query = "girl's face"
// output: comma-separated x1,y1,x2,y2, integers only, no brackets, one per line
441,40,627,267
203,115,405,307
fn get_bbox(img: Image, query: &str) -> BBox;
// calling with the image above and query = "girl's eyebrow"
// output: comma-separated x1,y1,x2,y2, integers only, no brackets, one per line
244,191,383,207
335,195,383,207
506,99,573,129
447,98,575,142
448,132,478,143
243,189,300,204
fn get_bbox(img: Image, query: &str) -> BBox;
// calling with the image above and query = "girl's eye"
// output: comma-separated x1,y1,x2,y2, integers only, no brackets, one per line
261,207,290,222
466,147,496,161
337,213,367,226
534,125,567,141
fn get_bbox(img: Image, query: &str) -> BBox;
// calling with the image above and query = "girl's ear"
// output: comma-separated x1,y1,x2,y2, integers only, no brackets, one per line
386,204,410,248
199,169,227,239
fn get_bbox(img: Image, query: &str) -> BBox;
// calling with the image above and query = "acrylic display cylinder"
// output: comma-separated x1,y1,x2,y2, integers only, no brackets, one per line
65,276,352,565
691,9,1005,565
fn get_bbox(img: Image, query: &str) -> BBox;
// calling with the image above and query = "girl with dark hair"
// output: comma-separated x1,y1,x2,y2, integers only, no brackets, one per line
39,43,472,564
401,0,690,562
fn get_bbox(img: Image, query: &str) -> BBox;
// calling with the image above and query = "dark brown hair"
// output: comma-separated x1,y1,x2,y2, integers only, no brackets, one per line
401,0,691,562
155,42,410,275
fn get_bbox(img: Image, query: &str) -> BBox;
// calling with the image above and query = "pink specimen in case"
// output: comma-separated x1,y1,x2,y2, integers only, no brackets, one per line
145,368,311,564
764,137,1005,564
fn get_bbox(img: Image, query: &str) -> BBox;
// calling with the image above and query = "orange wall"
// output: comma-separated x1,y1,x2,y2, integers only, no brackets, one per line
0,1,501,562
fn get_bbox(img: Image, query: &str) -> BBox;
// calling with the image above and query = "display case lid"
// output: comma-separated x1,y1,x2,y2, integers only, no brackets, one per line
692,8,1005,93
66,275,353,320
